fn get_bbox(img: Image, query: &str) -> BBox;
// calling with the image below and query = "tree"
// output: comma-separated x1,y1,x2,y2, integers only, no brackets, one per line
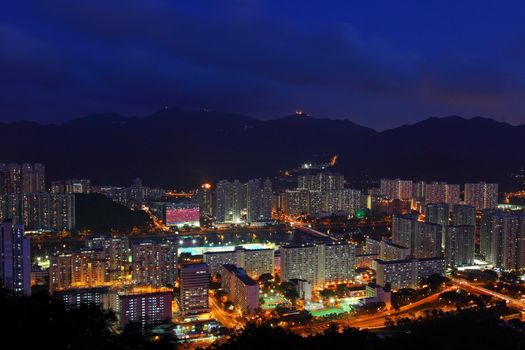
283,288,299,304
215,289,227,302
258,273,273,283
278,282,300,304
319,289,336,299
224,301,234,311
336,284,348,297
422,274,450,291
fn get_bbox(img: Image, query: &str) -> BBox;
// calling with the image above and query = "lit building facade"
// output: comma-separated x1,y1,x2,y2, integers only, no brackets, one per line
373,257,445,290
464,182,498,210
280,242,356,287
119,288,172,327
0,221,31,295
132,242,176,287
445,225,475,267
452,204,476,226
221,265,259,314
179,263,210,314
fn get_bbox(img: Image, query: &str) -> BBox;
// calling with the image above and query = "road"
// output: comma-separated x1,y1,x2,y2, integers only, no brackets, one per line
209,296,240,329
293,225,337,241
450,277,525,311
293,288,453,336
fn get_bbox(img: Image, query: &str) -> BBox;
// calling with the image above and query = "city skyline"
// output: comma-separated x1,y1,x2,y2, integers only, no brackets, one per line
2,1,525,348
2,158,525,347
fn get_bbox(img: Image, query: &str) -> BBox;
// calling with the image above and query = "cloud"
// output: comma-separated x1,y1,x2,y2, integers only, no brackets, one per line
0,0,524,128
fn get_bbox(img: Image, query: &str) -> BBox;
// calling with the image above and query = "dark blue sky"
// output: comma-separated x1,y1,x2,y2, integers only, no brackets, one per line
2,0,525,130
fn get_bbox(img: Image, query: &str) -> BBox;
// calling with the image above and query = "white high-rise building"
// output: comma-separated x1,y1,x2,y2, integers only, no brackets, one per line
280,242,356,287
374,257,445,290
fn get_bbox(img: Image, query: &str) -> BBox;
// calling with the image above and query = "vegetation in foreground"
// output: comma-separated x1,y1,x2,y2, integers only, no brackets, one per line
3,288,525,350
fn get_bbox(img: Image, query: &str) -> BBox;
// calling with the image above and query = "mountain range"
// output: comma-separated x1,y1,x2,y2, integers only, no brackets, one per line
1,108,524,190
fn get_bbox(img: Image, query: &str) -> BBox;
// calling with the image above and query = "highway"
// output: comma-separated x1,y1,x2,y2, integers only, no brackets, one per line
450,277,525,311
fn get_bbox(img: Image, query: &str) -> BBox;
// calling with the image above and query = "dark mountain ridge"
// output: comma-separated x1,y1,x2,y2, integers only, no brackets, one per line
0,109,523,190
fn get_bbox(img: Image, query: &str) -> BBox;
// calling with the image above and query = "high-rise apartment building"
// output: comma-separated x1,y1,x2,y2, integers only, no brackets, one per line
237,247,275,278
392,214,442,258
445,225,475,267
412,181,426,201
245,178,272,222
51,179,92,194
179,263,210,314
380,241,411,261
298,172,345,192
426,203,449,226
324,242,356,283
6,163,22,194
0,192,75,231
196,183,213,218
214,179,245,223
0,221,31,295
464,182,498,210
21,163,46,193
413,221,442,259
71,249,108,286
280,244,323,286
391,214,418,250
380,179,413,200
452,204,476,226
323,188,362,217
373,257,445,290
203,247,275,278
426,203,449,248
214,178,272,223
49,254,74,292
50,194,76,230
0,163,45,194
280,242,356,287
132,242,176,287
221,265,259,314
486,211,525,270
480,209,498,260
424,182,460,207
284,189,322,216
107,237,131,281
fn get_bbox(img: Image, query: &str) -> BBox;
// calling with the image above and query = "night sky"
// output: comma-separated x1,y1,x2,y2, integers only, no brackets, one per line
2,1,525,130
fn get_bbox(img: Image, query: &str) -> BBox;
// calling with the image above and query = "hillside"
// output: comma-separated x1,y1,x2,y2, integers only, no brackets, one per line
0,109,523,189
